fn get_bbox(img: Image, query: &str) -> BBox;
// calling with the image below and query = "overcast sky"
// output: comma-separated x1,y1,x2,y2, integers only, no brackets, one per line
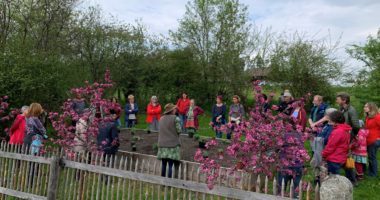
88,0,380,71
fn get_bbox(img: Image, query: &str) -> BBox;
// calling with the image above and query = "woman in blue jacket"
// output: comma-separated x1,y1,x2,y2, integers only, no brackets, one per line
125,95,139,128
211,95,227,138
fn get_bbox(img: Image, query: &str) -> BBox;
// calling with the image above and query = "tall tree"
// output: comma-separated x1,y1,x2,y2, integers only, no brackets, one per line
347,29,380,103
171,0,251,101
268,34,342,102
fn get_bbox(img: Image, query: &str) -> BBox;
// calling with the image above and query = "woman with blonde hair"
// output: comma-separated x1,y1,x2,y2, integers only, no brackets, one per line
9,106,29,145
146,96,161,133
24,103,48,154
364,102,380,177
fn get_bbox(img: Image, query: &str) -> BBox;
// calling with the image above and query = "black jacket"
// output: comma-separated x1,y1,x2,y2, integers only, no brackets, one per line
97,121,119,155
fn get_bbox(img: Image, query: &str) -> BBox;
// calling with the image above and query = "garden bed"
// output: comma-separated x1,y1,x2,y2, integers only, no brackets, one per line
118,129,231,163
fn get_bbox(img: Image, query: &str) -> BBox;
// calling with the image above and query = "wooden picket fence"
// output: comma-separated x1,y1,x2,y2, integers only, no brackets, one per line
0,141,320,200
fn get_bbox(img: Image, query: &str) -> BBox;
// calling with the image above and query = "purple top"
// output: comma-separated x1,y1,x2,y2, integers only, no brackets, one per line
24,117,47,145
26,117,46,136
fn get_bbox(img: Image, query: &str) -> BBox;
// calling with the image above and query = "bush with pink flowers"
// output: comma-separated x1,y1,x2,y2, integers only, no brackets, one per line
49,69,121,154
195,81,311,189
0,96,19,139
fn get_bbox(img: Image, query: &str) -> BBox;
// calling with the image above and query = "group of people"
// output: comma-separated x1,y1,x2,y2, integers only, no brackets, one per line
270,90,380,192
8,103,48,154
6,89,380,191
76,90,380,186
125,92,245,140
308,93,380,187
8,93,121,158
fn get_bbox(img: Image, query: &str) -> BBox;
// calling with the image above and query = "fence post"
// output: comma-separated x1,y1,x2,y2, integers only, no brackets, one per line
47,156,61,200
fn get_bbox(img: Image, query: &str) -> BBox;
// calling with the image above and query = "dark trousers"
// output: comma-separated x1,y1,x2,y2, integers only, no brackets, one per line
277,167,303,196
214,122,224,138
368,140,380,177
227,121,237,140
161,159,180,178
179,114,186,133
125,119,136,128
327,161,343,174
345,168,357,184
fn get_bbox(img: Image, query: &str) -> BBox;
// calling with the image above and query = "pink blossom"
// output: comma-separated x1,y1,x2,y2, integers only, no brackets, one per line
194,80,311,189
49,70,121,153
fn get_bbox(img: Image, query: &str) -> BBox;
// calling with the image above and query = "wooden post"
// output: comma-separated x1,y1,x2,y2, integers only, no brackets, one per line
289,179,294,199
272,177,277,195
264,176,268,194
298,180,303,200
314,184,320,200
306,182,311,200
47,156,61,200
256,174,261,193
280,178,285,197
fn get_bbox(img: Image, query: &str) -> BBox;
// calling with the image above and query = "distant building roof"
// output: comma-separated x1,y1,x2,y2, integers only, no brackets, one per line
250,68,270,78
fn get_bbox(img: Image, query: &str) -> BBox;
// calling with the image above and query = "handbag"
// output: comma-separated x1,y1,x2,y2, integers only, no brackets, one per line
345,157,355,169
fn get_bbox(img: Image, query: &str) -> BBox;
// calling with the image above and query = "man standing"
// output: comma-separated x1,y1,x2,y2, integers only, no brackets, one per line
336,93,360,137
336,92,359,186
309,95,328,129
97,116,120,162
277,90,294,115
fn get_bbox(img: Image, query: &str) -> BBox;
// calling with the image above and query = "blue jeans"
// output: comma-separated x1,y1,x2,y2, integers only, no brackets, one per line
277,167,303,196
214,122,224,138
368,140,380,177
115,119,121,127
179,114,186,133
327,161,343,175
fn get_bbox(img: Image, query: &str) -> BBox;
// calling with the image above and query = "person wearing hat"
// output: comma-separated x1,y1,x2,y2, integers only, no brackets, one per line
124,94,139,128
212,95,227,138
157,103,182,178
276,90,294,115
146,96,162,133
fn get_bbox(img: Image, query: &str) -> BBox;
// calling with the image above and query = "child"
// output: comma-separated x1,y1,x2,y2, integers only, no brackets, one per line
322,111,351,175
351,129,369,180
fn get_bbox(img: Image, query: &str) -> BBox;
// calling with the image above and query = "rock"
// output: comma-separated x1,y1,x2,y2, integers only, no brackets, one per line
320,175,353,200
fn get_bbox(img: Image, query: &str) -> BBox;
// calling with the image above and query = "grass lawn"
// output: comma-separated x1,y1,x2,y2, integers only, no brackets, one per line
120,111,380,199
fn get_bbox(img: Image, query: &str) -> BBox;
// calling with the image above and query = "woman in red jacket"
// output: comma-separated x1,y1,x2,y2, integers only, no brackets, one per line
322,111,351,175
290,101,307,131
364,102,380,177
146,96,162,133
176,92,190,133
9,106,29,145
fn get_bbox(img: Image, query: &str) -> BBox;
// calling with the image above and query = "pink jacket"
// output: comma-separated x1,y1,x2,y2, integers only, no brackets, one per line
352,129,369,156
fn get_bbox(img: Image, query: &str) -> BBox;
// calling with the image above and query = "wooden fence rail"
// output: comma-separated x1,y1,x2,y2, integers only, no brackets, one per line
0,141,319,200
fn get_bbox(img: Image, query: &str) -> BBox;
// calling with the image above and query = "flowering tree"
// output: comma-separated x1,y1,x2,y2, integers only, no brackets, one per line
195,81,310,189
0,96,19,139
49,69,121,154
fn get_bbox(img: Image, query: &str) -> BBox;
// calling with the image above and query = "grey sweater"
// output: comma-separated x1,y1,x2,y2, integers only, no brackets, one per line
158,115,181,148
